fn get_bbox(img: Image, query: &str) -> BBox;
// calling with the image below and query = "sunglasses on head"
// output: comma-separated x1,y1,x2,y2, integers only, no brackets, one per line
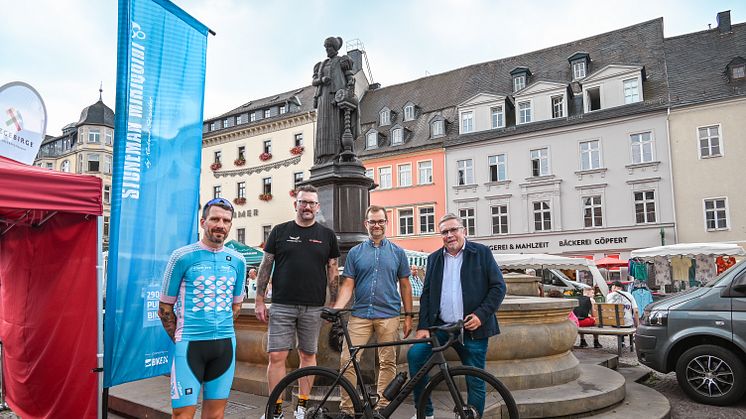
205,197,234,210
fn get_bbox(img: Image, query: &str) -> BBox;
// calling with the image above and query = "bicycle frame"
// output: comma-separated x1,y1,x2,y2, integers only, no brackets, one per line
338,319,469,418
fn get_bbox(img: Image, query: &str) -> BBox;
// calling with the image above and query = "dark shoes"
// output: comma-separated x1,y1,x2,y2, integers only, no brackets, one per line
579,340,588,348
593,341,603,348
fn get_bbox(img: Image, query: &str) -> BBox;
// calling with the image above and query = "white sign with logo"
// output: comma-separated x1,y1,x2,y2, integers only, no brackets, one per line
0,81,47,165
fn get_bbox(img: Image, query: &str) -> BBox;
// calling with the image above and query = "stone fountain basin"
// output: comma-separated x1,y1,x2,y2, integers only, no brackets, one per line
234,296,579,395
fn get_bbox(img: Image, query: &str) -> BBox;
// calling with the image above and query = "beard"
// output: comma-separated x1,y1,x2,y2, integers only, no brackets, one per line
206,228,227,244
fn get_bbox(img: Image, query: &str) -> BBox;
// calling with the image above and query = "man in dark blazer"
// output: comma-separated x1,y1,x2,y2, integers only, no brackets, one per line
407,213,506,419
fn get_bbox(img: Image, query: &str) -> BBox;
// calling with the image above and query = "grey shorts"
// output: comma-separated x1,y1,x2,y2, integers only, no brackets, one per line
267,303,323,354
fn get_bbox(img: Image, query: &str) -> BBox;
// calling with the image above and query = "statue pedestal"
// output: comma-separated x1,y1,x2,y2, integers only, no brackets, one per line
306,160,374,264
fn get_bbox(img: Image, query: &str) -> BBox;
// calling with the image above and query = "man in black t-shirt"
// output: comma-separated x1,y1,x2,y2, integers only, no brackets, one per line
256,185,340,419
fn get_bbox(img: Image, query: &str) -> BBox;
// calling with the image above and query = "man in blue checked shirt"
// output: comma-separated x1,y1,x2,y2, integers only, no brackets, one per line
409,264,424,297
332,205,413,417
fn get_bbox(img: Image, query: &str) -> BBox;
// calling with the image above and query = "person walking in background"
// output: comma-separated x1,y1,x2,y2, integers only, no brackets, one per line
407,213,507,419
158,198,246,419
332,205,413,417
245,267,257,299
255,185,340,419
409,264,424,298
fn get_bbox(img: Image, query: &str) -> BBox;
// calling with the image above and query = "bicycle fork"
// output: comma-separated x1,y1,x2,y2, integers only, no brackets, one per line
438,362,472,419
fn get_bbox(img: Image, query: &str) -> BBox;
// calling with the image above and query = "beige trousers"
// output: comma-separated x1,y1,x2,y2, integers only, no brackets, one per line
339,315,400,413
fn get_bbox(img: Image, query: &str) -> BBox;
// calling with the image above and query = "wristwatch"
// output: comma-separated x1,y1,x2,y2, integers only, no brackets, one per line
403,312,417,317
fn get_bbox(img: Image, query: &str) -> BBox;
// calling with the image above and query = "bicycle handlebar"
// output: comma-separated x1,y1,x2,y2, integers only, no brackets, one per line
321,307,465,352
429,320,464,352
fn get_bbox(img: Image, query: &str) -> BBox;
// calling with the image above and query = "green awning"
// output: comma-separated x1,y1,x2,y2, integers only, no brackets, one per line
224,240,264,266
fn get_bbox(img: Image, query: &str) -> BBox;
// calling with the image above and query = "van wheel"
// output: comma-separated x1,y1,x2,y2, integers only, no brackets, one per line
675,344,746,406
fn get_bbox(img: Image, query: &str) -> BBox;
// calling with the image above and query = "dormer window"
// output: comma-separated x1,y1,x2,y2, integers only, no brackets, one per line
366,130,378,149
430,119,445,138
460,111,474,133
518,101,532,124
510,67,531,92
572,61,586,79
403,104,415,121
391,127,404,145
491,106,504,129
623,78,640,104
732,64,745,79
379,108,391,126
513,75,526,92
568,52,591,80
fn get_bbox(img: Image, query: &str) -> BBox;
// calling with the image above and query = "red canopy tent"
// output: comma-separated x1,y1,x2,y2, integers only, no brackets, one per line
0,156,102,418
595,257,629,268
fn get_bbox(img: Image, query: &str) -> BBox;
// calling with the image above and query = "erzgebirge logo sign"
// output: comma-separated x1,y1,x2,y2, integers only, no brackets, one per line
5,107,23,132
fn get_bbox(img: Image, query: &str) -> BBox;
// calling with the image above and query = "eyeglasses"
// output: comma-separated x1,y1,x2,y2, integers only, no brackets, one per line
439,226,463,236
366,220,387,226
297,200,319,207
205,197,234,210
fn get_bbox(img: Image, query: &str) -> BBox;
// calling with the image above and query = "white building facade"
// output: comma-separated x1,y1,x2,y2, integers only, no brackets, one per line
447,111,675,259
201,87,316,248
440,18,675,259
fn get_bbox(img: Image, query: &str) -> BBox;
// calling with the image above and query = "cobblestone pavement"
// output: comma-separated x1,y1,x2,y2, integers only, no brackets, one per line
588,335,746,419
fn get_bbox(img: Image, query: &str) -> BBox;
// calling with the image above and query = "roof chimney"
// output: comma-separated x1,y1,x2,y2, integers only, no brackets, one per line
717,10,732,33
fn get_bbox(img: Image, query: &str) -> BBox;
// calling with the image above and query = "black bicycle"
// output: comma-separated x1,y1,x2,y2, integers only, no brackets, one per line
265,307,519,419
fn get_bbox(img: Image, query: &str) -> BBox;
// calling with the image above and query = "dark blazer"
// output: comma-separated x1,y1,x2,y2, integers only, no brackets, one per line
417,240,506,339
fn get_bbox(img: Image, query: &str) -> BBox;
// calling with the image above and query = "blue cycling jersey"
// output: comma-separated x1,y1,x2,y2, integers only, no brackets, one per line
160,242,246,342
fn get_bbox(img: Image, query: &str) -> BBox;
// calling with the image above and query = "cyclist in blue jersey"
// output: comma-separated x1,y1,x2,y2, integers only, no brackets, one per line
158,197,246,419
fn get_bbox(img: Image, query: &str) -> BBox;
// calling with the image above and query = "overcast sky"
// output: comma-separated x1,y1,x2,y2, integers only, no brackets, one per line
3,0,742,136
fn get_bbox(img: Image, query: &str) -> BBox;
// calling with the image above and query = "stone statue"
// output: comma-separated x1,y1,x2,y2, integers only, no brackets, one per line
312,36,358,165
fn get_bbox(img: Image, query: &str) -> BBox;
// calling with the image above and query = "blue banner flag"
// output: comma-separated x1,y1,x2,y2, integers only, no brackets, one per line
104,0,209,387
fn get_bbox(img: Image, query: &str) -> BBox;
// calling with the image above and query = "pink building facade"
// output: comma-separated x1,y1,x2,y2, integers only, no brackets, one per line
362,149,446,253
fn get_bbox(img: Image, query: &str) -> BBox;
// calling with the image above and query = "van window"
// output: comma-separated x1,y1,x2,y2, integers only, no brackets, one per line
706,259,745,287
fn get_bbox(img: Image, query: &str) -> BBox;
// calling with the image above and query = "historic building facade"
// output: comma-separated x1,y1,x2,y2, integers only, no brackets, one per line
355,81,453,252
201,48,369,248
34,93,115,249
201,87,316,247
443,19,675,259
666,11,746,248
356,19,678,259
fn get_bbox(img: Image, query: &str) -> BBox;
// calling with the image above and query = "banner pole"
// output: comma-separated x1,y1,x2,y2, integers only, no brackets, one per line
97,215,105,419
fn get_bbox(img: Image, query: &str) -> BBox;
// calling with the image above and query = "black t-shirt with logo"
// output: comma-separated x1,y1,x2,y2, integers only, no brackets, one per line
264,221,340,306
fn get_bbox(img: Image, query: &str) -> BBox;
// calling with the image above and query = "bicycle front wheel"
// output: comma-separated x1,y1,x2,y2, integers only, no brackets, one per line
417,366,519,419
265,366,362,419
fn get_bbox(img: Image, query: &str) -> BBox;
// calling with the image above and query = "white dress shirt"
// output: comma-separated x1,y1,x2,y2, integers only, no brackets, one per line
439,246,464,323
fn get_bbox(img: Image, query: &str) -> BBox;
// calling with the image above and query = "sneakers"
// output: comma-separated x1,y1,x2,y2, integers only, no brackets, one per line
294,406,306,419
410,415,434,419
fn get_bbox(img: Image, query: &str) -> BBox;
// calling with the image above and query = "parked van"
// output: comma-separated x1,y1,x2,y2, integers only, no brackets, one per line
536,268,592,295
636,259,746,405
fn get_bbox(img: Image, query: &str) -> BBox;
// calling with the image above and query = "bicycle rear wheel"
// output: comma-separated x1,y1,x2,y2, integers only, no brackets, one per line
265,366,362,418
417,366,519,419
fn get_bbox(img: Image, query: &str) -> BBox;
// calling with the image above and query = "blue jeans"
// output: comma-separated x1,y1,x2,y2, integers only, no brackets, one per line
407,331,489,416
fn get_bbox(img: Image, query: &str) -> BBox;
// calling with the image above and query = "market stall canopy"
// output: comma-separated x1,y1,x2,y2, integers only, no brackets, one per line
0,156,102,234
495,253,597,270
595,257,629,268
405,249,430,267
0,156,101,417
493,253,609,296
224,240,263,266
630,243,746,258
